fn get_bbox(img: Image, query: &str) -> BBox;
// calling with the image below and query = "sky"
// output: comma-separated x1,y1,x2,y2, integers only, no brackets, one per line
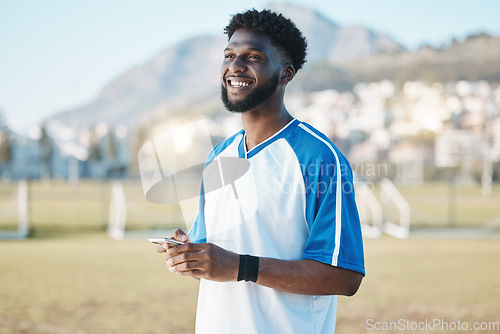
1,0,499,128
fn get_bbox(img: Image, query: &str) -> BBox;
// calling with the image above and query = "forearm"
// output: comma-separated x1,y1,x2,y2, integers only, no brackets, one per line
255,257,363,296
163,241,363,295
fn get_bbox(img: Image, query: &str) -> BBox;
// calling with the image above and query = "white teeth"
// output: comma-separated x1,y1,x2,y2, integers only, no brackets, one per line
231,81,249,87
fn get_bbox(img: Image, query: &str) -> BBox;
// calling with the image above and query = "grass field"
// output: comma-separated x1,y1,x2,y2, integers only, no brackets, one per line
1,181,500,333
1,180,500,234
1,236,499,334
395,182,500,228
0,180,184,235
0,234,199,334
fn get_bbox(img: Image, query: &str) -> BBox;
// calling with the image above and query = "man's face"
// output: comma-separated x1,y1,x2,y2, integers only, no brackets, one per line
220,29,284,113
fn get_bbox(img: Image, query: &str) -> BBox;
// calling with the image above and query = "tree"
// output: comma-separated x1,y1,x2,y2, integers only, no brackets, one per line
105,128,118,178
87,126,103,179
0,112,13,179
88,127,102,162
39,124,53,179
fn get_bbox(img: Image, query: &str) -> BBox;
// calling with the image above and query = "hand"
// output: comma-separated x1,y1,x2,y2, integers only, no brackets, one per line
156,228,190,254
164,242,239,282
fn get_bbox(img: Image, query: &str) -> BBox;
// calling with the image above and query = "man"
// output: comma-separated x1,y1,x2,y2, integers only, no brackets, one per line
156,9,365,334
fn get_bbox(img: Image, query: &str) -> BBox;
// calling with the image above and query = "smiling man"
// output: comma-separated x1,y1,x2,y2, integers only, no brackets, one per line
156,9,365,334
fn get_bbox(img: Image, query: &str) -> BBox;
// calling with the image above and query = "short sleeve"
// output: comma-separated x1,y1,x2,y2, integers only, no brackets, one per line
287,123,365,275
301,156,365,275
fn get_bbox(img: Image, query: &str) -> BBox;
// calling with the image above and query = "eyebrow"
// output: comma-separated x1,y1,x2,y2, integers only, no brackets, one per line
224,46,265,53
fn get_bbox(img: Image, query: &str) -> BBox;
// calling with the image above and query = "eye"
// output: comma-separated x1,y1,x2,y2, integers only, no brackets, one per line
249,54,261,60
224,54,235,59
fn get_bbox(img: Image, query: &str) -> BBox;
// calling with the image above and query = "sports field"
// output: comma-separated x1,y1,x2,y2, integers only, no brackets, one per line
1,236,499,334
1,181,499,333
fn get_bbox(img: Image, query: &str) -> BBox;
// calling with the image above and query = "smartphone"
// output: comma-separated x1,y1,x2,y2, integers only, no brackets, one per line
148,237,185,246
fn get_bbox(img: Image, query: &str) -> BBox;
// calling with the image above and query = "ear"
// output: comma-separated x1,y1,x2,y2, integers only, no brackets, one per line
280,64,296,85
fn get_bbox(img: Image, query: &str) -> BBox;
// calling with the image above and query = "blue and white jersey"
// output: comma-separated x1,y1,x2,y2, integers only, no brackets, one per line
189,118,365,334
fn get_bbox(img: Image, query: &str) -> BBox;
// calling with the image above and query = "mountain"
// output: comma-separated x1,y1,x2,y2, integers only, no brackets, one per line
50,2,404,131
52,35,226,129
291,33,500,93
266,2,403,62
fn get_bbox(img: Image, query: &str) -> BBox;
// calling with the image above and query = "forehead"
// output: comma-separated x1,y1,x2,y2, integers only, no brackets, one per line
225,28,276,54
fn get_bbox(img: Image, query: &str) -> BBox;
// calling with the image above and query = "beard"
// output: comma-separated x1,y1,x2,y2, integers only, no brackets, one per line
221,71,280,113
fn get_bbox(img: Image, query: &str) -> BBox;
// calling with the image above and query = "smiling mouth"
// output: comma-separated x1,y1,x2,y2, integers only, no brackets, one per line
227,78,254,88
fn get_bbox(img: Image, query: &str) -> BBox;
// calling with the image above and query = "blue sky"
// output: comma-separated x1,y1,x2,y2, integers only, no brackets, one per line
1,0,499,127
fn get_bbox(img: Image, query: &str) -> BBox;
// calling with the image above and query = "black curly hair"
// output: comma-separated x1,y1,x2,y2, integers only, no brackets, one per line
224,9,308,72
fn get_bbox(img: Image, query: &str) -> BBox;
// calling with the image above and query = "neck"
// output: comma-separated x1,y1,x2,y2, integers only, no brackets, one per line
240,100,293,152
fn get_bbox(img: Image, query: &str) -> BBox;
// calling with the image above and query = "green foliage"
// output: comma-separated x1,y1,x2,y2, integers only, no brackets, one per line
88,127,102,162
0,112,12,165
0,130,11,163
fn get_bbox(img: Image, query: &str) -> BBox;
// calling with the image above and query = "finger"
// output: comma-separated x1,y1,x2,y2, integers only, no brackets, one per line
167,249,203,267
156,242,168,253
172,228,190,243
166,242,202,257
169,259,204,273
173,269,204,278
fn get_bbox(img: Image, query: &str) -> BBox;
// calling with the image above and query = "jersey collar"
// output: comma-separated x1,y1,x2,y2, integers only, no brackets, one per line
238,118,299,159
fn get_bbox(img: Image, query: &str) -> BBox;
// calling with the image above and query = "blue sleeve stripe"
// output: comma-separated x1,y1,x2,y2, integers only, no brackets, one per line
297,123,343,267
187,181,207,242
206,130,244,165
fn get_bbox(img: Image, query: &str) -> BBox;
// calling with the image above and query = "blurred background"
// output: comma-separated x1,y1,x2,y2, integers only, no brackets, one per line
1,1,500,333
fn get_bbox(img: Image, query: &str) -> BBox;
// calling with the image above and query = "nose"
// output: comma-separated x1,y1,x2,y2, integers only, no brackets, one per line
228,55,246,73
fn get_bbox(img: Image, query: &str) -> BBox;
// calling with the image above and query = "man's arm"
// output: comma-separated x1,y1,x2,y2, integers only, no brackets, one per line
158,229,363,296
257,257,362,296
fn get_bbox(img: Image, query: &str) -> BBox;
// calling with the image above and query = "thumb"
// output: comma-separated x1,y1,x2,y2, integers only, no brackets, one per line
173,228,190,243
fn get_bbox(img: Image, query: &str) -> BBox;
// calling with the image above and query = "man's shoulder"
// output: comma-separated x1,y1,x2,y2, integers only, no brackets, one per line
287,120,347,163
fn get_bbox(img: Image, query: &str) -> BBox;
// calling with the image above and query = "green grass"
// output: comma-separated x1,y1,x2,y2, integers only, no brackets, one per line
0,180,185,236
356,182,500,229
2,180,500,235
1,236,499,334
397,183,500,228
337,238,500,333
0,234,199,334
1,181,500,333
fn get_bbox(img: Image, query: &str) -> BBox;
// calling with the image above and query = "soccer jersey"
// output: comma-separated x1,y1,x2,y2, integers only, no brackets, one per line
189,118,365,334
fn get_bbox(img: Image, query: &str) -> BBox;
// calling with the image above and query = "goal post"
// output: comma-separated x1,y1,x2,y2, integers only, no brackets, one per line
356,182,383,238
107,181,127,240
0,180,30,240
380,178,411,239
107,180,182,240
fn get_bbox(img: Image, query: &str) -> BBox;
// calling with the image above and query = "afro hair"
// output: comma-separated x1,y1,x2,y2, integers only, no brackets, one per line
224,9,308,72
